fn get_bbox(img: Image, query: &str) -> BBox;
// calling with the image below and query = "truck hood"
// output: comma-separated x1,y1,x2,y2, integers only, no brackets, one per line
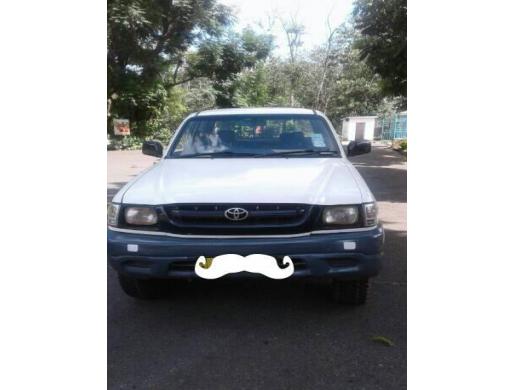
118,158,372,205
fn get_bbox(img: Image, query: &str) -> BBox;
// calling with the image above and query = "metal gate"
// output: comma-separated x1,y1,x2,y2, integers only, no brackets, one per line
381,113,407,140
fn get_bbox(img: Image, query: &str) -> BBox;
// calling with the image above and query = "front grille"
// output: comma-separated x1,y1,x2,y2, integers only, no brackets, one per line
161,203,317,235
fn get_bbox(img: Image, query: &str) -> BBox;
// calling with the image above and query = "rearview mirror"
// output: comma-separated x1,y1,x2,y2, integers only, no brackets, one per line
347,140,371,157
142,140,163,157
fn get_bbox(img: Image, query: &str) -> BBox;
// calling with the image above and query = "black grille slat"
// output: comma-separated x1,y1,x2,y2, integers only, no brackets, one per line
170,210,224,218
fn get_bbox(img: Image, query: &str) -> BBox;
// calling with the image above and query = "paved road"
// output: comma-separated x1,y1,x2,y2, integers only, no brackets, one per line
107,145,407,389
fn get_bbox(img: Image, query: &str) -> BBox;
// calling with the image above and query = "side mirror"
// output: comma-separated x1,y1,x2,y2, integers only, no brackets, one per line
347,140,371,157
142,140,163,157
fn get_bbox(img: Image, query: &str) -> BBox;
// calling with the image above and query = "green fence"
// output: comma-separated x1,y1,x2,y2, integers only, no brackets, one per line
381,113,407,140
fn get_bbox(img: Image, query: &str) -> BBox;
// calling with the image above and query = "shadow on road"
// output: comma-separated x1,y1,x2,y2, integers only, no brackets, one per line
355,165,407,203
349,144,406,167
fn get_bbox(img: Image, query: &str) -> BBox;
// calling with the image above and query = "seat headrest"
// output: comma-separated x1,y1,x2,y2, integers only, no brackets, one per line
279,132,311,148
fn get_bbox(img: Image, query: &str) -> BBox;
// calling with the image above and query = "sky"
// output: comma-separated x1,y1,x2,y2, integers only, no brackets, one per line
219,0,354,57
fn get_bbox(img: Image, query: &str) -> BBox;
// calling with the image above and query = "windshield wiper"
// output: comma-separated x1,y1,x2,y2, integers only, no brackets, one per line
255,149,340,157
178,151,260,158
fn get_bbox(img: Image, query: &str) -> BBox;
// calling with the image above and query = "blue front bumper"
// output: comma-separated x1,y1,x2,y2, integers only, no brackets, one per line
107,226,384,280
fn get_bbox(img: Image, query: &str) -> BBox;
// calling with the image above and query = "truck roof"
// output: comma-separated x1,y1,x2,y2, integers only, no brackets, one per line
195,107,323,116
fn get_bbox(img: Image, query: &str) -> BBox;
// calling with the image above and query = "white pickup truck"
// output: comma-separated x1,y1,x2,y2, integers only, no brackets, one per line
107,108,384,304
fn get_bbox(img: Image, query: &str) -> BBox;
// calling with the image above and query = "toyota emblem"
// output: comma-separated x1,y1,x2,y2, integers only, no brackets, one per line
224,207,249,221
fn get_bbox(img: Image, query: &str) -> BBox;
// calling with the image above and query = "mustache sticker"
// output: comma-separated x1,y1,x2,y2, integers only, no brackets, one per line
194,254,294,280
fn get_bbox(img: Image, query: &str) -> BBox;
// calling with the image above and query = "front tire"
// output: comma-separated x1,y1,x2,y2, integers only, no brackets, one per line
118,274,165,299
331,279,369,305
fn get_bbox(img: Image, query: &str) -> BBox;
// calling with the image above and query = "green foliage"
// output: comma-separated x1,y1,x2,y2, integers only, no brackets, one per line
182,78,217,111
107,0,233,135
107,0,406,145
236,63,270,107
142,87,188,144
109,80,169,137
392,138,407,152
375,96,407,118
249,25,386,126
296,26,384,123
107,135,143,150
190,29,274,107
353,0,407,98
327,48,384,121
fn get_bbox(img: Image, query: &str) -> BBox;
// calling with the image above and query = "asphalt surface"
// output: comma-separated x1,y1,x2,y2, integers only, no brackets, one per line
107,144,407,389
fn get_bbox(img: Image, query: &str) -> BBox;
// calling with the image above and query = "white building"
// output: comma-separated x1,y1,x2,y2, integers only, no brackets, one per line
341,116,377,141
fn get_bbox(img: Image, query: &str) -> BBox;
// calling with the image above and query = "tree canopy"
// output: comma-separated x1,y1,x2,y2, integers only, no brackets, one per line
353,0,407,98
107,0,407,143
108,0,274,137
190,29,273,107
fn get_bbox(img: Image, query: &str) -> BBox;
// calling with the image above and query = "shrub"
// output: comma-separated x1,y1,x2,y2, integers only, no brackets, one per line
145,118,174,145
391,138,407,152
107,135,143,150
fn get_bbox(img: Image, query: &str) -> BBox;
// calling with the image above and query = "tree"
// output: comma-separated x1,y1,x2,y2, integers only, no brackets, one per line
189,28,273,107
182,78,217,112
313,15,339,110
353,0,407,98
280,16,305,106
107,0,405,143
223,23,384,126
328,49,383,121
107,0,232,135
236,63,270,107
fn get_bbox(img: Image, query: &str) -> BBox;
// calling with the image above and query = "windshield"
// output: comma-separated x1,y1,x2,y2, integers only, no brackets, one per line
167,115,341,158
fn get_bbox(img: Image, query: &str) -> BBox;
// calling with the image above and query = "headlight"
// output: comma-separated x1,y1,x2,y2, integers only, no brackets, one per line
363,202,378,226
322,205,359,225
124,207,158,225
107,203,120,226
